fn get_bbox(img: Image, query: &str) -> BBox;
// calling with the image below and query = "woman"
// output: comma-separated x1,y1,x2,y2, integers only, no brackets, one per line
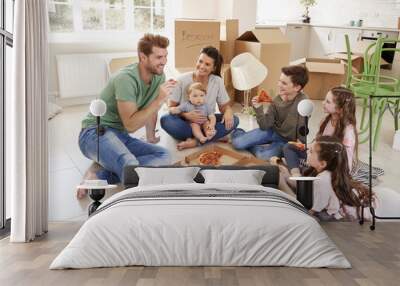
160,46,239,150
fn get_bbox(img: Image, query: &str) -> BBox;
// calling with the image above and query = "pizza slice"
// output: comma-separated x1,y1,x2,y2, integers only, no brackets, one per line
257,90,273,103
288,141,306,151
198,151,223,166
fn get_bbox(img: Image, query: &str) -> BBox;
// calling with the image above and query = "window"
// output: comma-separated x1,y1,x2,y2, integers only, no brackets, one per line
133,0,164,33
81,0,126,31
48,0,74,32
48,0,167,40
1,0,14,235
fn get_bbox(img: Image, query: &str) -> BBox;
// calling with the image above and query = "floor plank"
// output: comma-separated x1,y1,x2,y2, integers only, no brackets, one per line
0,222,399,286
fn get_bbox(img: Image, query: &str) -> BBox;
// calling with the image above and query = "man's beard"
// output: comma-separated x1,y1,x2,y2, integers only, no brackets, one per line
148,64,163,75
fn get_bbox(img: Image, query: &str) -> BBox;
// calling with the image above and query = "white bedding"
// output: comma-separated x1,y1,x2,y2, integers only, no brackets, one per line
50,183,351,269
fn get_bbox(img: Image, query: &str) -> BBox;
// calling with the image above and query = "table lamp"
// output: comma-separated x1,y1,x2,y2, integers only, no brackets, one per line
231,53,268,113
297,99,314,155
289,99,316,210
78,99,116,215
89,99,107,162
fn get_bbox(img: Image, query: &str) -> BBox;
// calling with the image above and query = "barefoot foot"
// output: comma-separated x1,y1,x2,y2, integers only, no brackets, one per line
77,162,102,200
269,156,282,166
199,136,208,144
218,135,229,143
76,188,88,200
177,138,198,150
147,135,160,144
205,129,216,140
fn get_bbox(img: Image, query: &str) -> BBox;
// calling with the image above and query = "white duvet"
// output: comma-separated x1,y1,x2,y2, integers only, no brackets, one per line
50,183,351,269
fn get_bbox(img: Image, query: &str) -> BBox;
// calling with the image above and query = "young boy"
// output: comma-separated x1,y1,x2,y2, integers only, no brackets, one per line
231,65,309,160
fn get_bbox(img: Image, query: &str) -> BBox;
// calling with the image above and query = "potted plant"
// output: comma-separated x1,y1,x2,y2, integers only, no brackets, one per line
300,0,317,23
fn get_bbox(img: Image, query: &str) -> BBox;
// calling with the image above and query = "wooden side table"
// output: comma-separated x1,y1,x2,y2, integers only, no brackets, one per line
289,177,319,210
77,184,117,215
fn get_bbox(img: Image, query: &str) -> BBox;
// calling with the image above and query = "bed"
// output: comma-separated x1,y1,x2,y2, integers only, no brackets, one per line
50,165,350,269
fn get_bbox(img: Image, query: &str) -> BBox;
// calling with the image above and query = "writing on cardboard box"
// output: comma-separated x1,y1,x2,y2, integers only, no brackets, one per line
180,31,215,43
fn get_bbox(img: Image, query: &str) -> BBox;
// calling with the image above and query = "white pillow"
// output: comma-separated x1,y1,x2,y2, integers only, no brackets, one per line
136,167,200,186
200,169,266,185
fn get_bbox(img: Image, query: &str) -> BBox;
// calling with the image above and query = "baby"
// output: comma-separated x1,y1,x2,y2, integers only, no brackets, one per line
169,82,216,143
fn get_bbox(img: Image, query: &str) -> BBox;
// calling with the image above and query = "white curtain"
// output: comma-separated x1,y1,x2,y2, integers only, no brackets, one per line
10,0,49,242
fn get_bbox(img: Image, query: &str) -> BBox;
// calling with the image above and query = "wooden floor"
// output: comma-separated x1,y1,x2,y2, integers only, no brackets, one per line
0,222,399,286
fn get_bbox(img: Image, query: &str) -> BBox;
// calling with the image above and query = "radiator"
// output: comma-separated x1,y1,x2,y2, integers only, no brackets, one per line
56,53,109,99
56,52,137,99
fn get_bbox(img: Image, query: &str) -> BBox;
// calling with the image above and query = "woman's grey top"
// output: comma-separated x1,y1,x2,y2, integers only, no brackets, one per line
169,72,230,113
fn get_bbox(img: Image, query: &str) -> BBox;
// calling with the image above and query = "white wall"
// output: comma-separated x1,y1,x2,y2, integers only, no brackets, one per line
257,0,400,29
181,0,218,19
181,0,257,33
232,0,257,34
218,0,234,20
217,0,257,34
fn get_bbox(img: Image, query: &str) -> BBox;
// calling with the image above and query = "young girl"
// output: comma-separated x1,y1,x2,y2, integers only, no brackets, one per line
296,136,373,221
169,82,216,146
283,86,357,176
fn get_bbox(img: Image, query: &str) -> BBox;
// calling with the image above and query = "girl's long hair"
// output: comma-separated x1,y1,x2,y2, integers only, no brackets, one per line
318,87,359,166
304,136,372,215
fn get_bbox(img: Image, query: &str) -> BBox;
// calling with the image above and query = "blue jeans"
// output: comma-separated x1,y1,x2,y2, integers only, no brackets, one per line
283,143,307,170
160,113,239,142
79,126,171,184
231,128,287,160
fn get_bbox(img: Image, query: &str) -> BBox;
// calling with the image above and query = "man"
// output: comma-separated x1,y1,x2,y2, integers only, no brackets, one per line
231,65,309,161
77,33,176,199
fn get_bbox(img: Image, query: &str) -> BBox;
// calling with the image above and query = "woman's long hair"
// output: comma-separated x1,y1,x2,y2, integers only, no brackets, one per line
318,87,359,165
304,136,372,214
200,46,223,77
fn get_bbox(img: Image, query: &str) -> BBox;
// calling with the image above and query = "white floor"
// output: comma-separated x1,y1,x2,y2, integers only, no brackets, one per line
48,100,400,221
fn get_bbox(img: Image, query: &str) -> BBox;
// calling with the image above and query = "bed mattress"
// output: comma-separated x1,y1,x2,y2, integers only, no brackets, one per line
50,183,350,269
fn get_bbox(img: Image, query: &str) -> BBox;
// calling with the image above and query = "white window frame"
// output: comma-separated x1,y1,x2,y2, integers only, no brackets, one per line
48,0,173,43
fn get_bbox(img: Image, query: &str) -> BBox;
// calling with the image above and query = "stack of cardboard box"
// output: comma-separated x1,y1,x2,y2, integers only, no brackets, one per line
291,58,345,100
175,19,221,68
174,21,293,105
234,28,291,104
220,20,239,104
174,19,391,103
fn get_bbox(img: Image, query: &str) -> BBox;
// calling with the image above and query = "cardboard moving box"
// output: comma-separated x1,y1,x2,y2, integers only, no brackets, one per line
174,144,267,166
331,40,390,74
291,58,345,100
235,28,291,101
221,64,235,105
175,19,220,68
329,53,363,74
220,19,239,64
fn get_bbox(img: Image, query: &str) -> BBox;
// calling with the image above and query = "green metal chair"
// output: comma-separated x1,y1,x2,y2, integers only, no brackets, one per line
379,39,400,131
345,35,400,150
345,35,377,132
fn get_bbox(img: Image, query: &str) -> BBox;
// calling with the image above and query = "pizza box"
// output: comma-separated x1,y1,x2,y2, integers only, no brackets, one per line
234,156,268,166
175,144,267,166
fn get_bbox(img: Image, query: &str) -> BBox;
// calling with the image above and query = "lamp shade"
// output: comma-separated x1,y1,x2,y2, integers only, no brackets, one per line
230,52,268,91
297,99,314,117
90,99,107,117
